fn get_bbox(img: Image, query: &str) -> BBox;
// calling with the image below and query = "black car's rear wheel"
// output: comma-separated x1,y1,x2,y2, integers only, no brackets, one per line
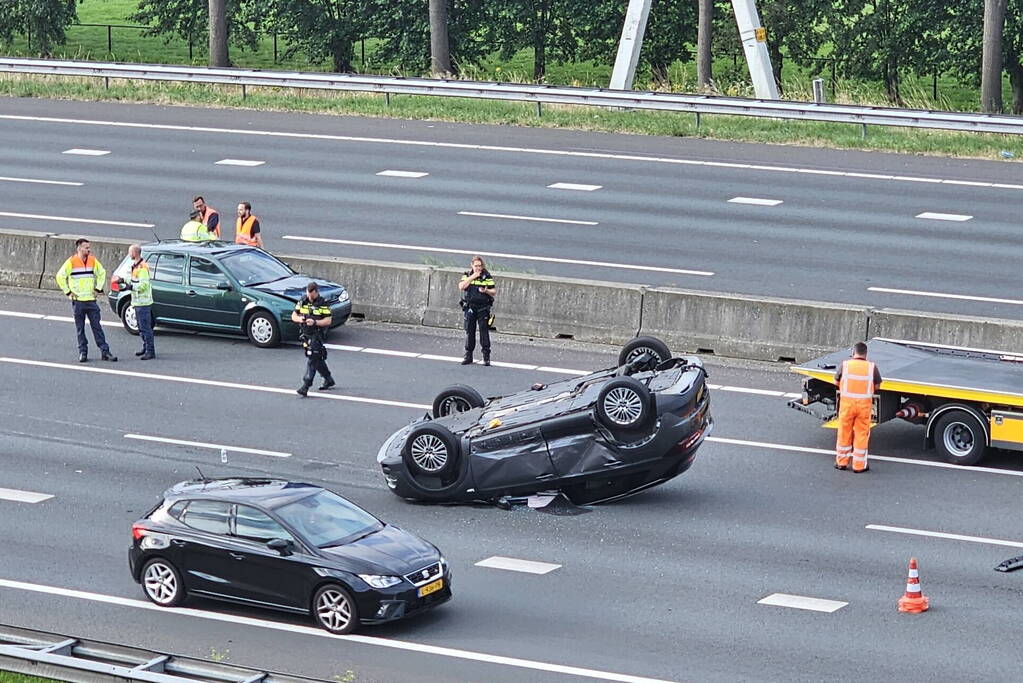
432,385,485,417
595,376,655,437
403,423,461,479
120,301,140,335
141,558,185,607
313,584,359,634
618,336,671,368
246,310,281,348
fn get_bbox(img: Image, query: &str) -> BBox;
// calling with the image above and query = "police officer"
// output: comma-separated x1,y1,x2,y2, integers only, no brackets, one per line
292,281,336,397
180,210,213,241
117,244,156,360
458,255,496,366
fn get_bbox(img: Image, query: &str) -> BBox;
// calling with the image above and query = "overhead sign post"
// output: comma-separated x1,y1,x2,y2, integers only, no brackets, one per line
609,0,653,91
731,0,779,100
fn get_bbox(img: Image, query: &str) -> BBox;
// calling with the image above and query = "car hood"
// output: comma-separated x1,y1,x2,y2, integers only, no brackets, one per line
319,524,439,575
249,275,346,303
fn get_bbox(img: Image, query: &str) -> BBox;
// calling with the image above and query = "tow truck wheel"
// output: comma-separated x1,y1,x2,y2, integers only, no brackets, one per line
933,410,987,466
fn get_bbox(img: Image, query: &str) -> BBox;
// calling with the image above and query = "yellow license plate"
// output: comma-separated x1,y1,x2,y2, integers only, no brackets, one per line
417,578,443,597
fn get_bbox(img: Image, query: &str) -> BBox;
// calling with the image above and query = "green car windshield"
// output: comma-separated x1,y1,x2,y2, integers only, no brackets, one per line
219,249,293,287
275,490,383,548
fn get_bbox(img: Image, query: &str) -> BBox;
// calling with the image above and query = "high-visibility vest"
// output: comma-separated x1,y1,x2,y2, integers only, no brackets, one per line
129,260,154,307
235,215,259,246
839,359,876,400
56,253,106,302
180,220,212,241
199,206,220,237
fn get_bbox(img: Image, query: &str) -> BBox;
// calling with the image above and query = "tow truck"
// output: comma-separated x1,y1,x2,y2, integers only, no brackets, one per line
789,338,1023,466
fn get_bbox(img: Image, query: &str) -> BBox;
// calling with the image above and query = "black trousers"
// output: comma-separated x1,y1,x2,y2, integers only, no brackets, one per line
301,346,332,387
464,306,491,355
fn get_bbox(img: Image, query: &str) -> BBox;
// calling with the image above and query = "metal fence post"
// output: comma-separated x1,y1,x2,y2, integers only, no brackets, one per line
26,26,30,51
536,101,542,117
831,59,837,94
385,92,390,106
812,78,824,103
933,72,938,100
273,34,278,63
242,84,246,99
861,123,868,138
107,25,112,54
695,111,701,129
104,77,109,89
188,39,193,62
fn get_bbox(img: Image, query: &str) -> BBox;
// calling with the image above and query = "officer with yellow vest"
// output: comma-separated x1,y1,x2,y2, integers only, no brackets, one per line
291,282,335,397
235,201,264,248
834,341,883,473
458,255,496,366
180,210,214,241
117,244,156,360
55,238,117,363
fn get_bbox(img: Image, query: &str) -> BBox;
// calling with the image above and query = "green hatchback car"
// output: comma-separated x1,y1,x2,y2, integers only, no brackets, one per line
107,241,351,347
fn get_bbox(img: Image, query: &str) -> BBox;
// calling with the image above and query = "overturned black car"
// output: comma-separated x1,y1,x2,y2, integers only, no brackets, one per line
377,337,712,505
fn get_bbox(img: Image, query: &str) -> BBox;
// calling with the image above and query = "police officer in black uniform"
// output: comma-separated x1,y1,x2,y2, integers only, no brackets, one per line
458,255,496,366
292,281,336,397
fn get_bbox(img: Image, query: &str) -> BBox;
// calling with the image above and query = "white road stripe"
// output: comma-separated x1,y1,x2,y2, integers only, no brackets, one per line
535,366,590,376
915,211,973,222
0,176,83,186
707,436,1023,477
757,593,847,613
0,311,46,319
865,524,1023,549
377,170,429,178
43,314,119,327
0,580,668,683
548,183,602,191
124,434,291,458
214,159,265,166
868,286,1023,306
717,385,785,397
361,348,421,358
62,148,109,156
0,211,154,228
458,211,598,226
282,235,714,277
728,197,783,206
6,114,1019,192
475,556,562,574
0,487,53,504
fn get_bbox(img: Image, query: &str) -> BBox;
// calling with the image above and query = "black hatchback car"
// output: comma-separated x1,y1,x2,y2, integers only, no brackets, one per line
129,478,451,634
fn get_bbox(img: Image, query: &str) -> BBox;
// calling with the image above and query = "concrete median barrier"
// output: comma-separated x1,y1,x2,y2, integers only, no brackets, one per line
0,229,49,288
869,308,1023,353
641,288,871,362
280,254,431,325
423,268,644,344
40,234,137,291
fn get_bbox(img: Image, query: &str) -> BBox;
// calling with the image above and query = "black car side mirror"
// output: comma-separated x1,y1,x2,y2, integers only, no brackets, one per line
215,281,233,291
267,538,293,556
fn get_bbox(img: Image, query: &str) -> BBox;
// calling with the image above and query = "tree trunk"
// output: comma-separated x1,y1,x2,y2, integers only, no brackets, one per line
981,0,1007,112
331,42,354,73
769,42,783,95
651,60,671,88
208,0,229,67
697,0,713,90
429,0,451,77
1007,59,1023,115
533,7,546,82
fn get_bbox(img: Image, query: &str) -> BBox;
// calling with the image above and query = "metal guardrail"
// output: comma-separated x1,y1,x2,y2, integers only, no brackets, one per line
1,57,1022,135
0,624,327,683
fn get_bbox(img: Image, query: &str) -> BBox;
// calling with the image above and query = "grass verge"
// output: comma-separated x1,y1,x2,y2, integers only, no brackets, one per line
0,671,57,683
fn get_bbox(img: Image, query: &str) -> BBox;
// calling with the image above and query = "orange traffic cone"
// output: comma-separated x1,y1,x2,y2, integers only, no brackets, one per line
897,557,929,613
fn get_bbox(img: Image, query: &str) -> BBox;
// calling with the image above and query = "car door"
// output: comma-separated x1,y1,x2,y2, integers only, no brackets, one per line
468,424,557,492
225,504,311,609
186,256,246,330
150,252,188,324
175,500,236,598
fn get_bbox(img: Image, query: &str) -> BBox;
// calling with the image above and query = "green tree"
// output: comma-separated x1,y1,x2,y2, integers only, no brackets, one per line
130,0,262,59
370,0,489,75
0,0,77,57
486,0,581,81
262,0,373,72
944,0,1023,113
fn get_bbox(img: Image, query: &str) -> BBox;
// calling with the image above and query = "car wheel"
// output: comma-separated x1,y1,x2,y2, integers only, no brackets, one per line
402,423,461,479
246,311,281,348
618,336,671,368
595,377,655,436
313,584,359,634
120,302,140,336
141,558,186,607
432,385,485,417
933,409,987,465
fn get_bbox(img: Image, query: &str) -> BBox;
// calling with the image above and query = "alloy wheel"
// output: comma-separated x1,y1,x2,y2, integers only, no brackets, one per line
316,588,353,632
603,387,643,425
438,396,472,416
143,562,179,605
409,434,448,473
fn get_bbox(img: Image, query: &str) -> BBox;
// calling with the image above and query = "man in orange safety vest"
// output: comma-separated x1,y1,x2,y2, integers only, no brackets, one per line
834,342,882,473
235,202,264,248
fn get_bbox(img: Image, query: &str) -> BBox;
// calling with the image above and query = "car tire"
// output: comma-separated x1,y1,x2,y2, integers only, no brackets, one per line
595,376,655,436
141,558,186,607
312,584,359,634
402,423,461,479
120,301,140,336
618,336,671,368
246,310,281,348
933,409,987,465
432,385,485,418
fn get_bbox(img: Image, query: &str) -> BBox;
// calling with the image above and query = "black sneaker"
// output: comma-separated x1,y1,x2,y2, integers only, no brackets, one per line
135,350,146,357
78,353,87,363
319,379,336,391
483,356,491,367
461,355,473,365
297,385,309,397
140,353,155,361
102,351,117,362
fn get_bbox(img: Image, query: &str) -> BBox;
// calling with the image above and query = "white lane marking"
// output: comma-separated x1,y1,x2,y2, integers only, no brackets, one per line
783,392,802,399
717,385,785,397
0,311,46,319
418,353,462,363
43,314,118,327
0,487,53,504
0,579,669,683
124,434,291,458
915,211,972,222
377,170,429,178
868,286,1023,306
458,211,598,226
548,183,602,191
728,197,783,206
475,556,562,574
62,148,109,156
535,366,589,376
865,524,1023,549
757,593,847,613
0,211,154,228
707,436,1023,477
214,159,265,167
361,348,421,358
5,113,1019,192
0,357,430,411
282,235,714,277
0,176,83,186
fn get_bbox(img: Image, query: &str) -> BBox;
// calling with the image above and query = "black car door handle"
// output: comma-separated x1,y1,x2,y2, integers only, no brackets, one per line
229,552,246,560
186,290,197,296
170,540,186,547
535,473,556,480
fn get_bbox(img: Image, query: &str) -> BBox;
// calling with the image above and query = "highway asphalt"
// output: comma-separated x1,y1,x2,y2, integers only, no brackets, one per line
1,97,1022,320
2,287,1022,682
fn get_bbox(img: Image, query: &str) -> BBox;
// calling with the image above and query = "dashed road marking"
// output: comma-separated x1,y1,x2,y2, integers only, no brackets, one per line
547,182,602,191
458,211,598,226
868,286,1023,306
757,593,847,613
865,524,1023,548
728,197,783,206
124,434,292,458
0,487,53,503
62,148,109,156
915,211,972,222
215,159,265,166
0,211,154,228
377,170,429,178
475,556,562,574
0,176,83,186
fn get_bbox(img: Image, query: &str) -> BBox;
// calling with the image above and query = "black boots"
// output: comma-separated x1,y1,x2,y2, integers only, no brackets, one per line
461,353,473,365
